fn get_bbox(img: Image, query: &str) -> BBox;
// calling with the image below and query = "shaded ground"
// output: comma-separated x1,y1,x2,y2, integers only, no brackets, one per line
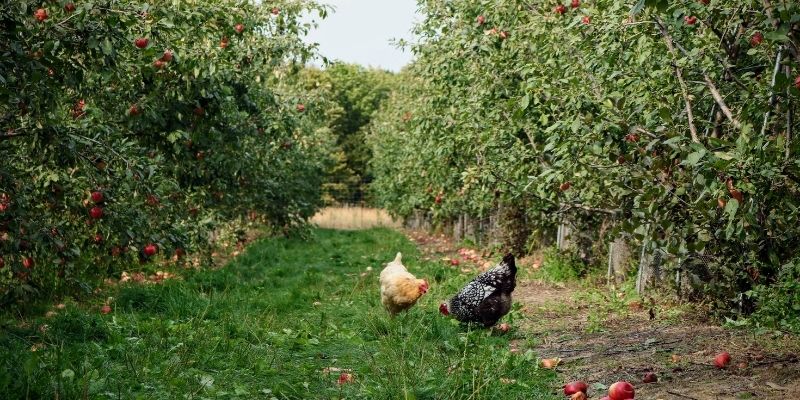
406,229,800,400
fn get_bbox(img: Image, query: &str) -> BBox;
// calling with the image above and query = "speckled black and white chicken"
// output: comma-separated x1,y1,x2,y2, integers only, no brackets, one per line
439,253,517,327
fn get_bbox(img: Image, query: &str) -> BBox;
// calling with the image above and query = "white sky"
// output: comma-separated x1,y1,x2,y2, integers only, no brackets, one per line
303,0,420,72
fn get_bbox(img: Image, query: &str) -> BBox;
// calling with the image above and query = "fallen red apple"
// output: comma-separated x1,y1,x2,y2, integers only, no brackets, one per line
714,352,731,369
450,258,460,266
555,4,566,15
100,305,112,314
64,3,76,12
271,7,280,15
571,392,587,400
571,0,580,8
296,103,306,112
559,182,571,191
337,372,354,384
477,15,486,25
643,372,657,383
498,323,510,333
93,234,103,244
564,381,588,396
235,23,245,34
153,60,166,69
160,50,173,62
582,16,591,24
608,381,635,400
91,191,104,203
684,15,697,25
22,257,34,269
794,75,800,90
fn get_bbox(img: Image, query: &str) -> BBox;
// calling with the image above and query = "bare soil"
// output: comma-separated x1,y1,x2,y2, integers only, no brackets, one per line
405,229,800,400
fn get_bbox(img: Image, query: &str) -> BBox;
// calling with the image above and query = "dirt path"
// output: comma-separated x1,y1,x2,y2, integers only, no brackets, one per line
406,230,800,400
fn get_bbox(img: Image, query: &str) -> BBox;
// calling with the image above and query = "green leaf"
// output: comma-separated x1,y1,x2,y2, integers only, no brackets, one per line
725,198,739,218
519,94,530,110
683,150,706,166
712,151,735,160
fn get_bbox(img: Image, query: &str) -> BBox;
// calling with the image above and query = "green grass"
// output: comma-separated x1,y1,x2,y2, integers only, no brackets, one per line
0,228,557,399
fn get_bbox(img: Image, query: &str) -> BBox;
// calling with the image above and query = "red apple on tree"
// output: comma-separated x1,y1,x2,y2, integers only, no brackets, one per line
571,0,580,8
153,60,166,69
750,32,763,47
23,257,34,269
91,191,104,203
296,103,306,112
559,182,571,191
555,4,566,15
582,16,591,24
271,7,280,15
134,37,149,49
684,15,698,25
93,234,103,244
143,243,158,257
89,206,104,219
64,3,76,12
794,75,800,90
34,8,48,22
160,50,173,62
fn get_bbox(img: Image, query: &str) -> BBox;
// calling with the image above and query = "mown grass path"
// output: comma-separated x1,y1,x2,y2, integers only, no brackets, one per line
1,229,556,399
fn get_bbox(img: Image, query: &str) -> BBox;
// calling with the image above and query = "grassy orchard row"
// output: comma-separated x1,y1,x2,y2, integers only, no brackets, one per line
369,0,800,323
0,1,332,304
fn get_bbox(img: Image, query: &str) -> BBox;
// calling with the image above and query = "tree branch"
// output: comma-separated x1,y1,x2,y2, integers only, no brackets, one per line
786,65,794,159
703,75,742,130
761,46,784,136
655,18,700,144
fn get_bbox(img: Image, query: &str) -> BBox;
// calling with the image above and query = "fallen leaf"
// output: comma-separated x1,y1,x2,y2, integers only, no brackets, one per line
541,358,561,369
766,382,787,391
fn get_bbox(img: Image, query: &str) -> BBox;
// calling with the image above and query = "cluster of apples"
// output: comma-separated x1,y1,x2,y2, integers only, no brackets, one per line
563,381,635,400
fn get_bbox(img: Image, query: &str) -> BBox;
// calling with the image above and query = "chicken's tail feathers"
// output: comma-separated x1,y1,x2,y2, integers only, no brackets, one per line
502,253,516,273
394,252,402,263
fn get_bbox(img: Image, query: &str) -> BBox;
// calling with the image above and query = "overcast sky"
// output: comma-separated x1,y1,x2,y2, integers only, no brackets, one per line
303,0,420,72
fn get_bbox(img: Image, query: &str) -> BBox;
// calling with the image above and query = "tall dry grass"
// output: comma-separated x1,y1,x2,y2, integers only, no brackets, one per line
310,205,401,230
